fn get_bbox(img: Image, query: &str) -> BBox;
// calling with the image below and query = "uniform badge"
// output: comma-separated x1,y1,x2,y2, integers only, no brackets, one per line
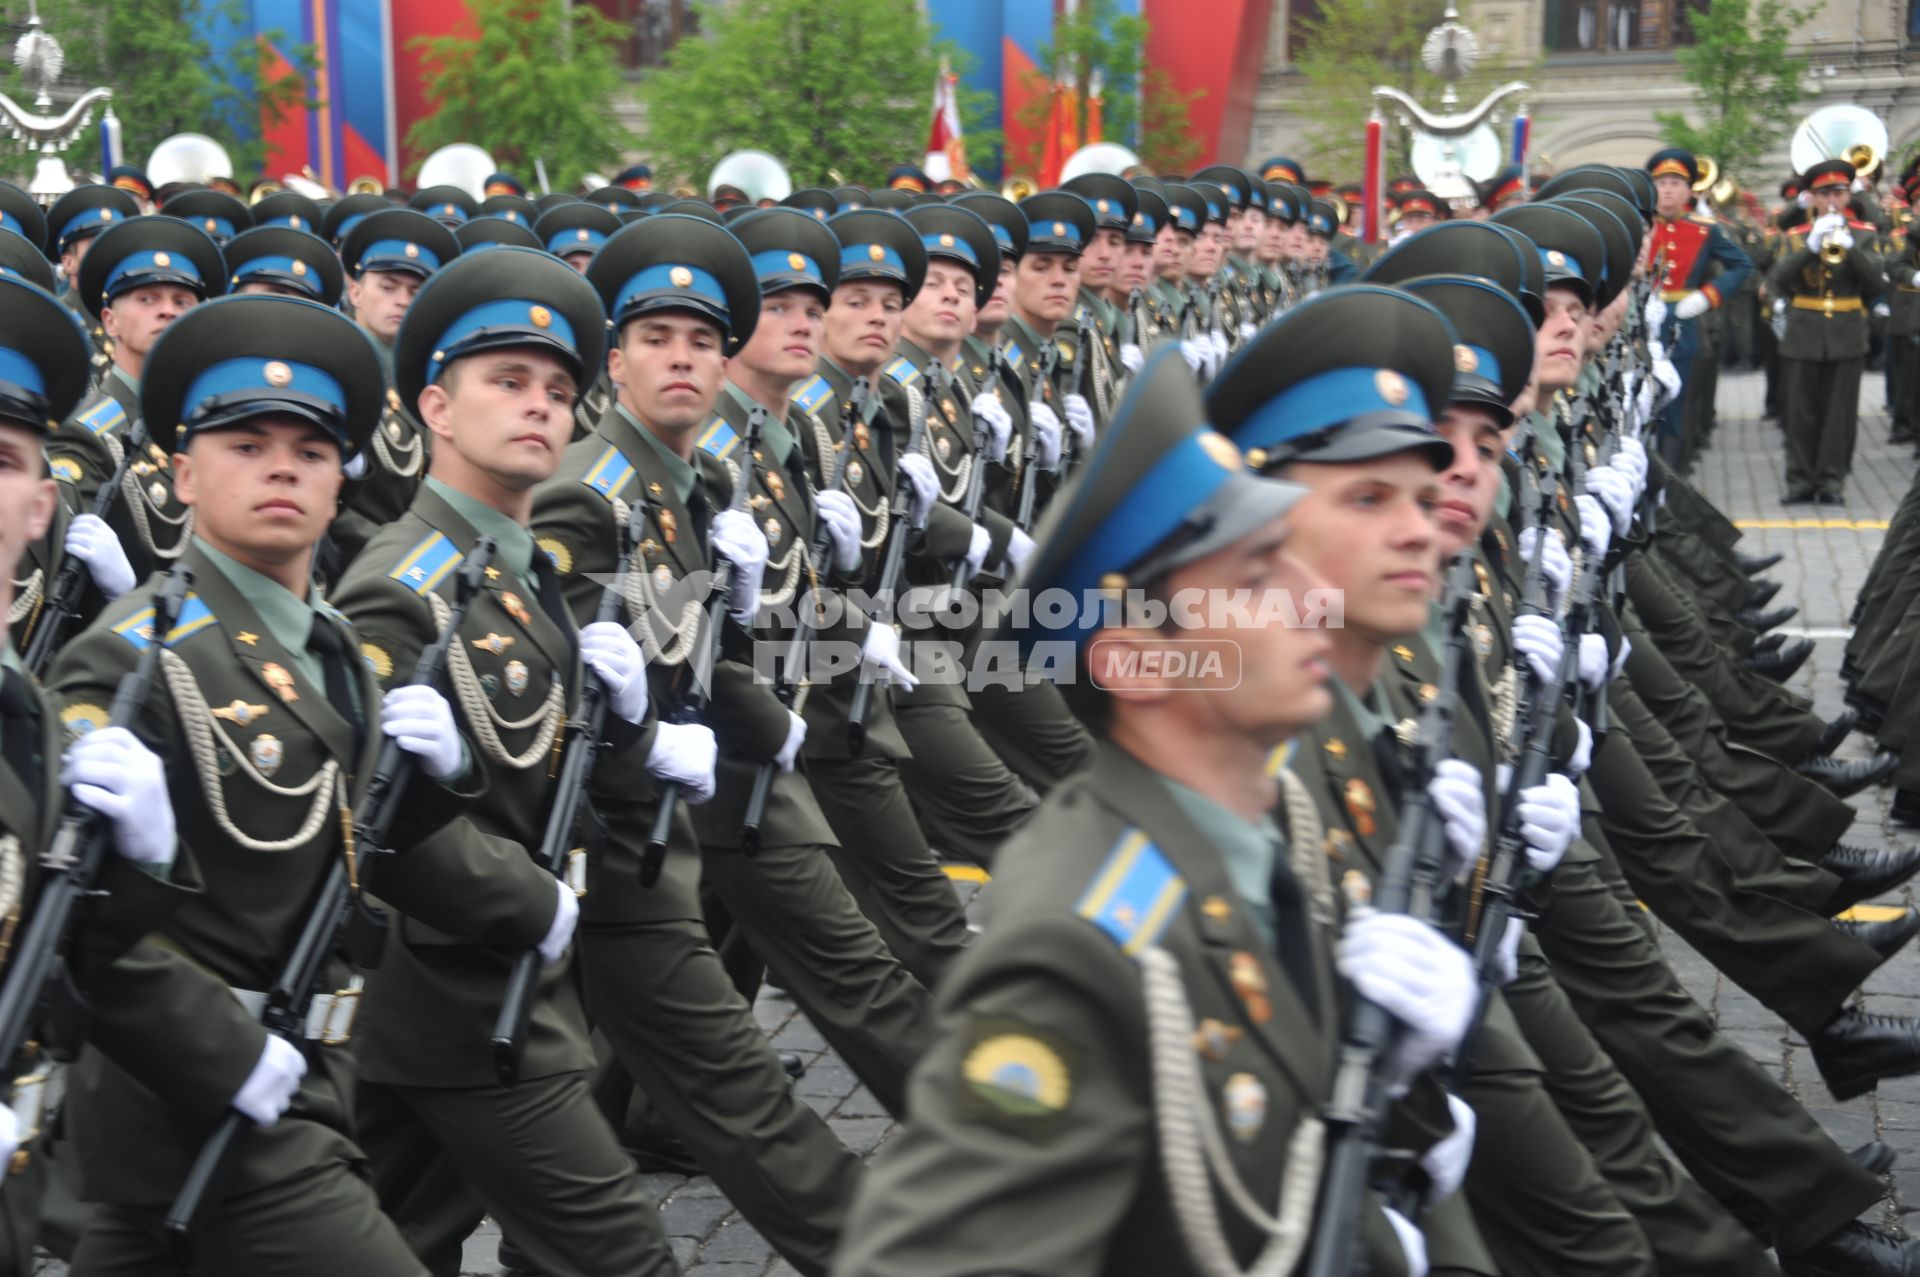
853,421,871,451
480,673,499,698
1473,561,1492,598
658,510,678,544
361,643,393,679
1222,1072,1268,1142
538,537,573,575
1228,953,1272,1024
1341,869,1373,907
235,631,259,646
1192,1018,1244,1061
936,436,952,460
1391,644,1414,663
502,593,532,625
1418,683,1438,703
941,399,957,423
261,662,299,702
764,516,783,546
473,632,514,656
847,460,864,488
961,1029,1071,1119
249,733,284,778
504,660,529,695
1324,828,1351,860
1344,777,1376,836
213,700,269,727
1475,624,1494,657
652,564,674,591
148,480,168,507
1201,896,1233,921
59,703,107,740
1322,737,1346,761
766,471,786,501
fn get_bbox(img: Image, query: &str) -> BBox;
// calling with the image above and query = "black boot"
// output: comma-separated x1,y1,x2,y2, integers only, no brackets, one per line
1748,637,1814,681
1737,550,1785,573
1809,1008,1920,1101
499,1238,545,1275
1852,1140,1899,1174
1833,910,1920,963
1796,751,1898,798
1737,603,1799,632
1746,578,1783,610
780,1051,807,1080
1823,844,1920,913
1752,632,1786,656
1780,1219,1920,1276
1805,708,1860,760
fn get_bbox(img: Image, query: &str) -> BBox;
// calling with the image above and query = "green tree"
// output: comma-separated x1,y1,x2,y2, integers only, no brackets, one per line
637,0,997,190
1295,0,1527,180
407,0,632,191
0,0,312,180
1009,0,1202,176
1655,0,1812,185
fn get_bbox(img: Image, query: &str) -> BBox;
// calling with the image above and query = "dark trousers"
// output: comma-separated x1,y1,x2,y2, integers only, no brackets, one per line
1783,355,1865,494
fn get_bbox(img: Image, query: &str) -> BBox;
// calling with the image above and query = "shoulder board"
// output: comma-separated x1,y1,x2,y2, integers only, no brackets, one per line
1075,828,1188,955
1072,302,1090,325
112,592,218,651
790,374,833,416
1688,213,1717,227
1849,219,1877,232
76,397,126,437
1001,339,1025,373
882,357,919,387
388,532,461,595
1264,738,1299,778
581,445,635,503
696,413,740,461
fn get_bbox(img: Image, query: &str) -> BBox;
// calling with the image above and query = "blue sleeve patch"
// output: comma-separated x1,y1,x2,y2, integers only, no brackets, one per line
697,414,739,462
388,533,460,595
1000,340,1025,375
883,357,919,387
790,374,832,417
113,593,218,650
581,445,635,503
76,397,126,437
1075,829,1188,955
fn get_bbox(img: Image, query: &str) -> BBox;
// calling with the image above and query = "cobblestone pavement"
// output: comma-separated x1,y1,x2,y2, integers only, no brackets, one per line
33,368,1919,1274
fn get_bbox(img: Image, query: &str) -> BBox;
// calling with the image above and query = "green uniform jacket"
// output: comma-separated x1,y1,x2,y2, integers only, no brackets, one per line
333,379,431,573
837,740,1415,1277
46,370,190,586
1886,227,1920,337
1766,224,1887,360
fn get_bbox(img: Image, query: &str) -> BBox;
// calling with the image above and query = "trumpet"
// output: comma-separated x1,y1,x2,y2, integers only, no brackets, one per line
1000,174,1038,201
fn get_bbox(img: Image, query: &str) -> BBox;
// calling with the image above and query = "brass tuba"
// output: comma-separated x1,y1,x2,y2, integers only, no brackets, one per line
1791,104,1889,181
1691,156,1719,195
416,143,496,200
147,133,233,188
1000,174,1038,201
707,150,792,204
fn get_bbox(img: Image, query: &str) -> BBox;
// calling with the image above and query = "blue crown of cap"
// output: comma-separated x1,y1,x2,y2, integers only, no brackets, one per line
0,346,48,399
1025,219,1083,249
918,233,978,267
181,357,346,430
190,216,237,240
360,239,441,273
104,248,205,298
613,262,729,327
1132,210,1159,235
749,249,824,287
426,297,582,385
230,254,325,299
1231,365,1434,452
839,243,906,276
259,214,310,231
0,212,27,240
1536,246,1585,280
1200,196,1223,221
332,211,372,242
1172,206,1199,232
987,223,1014,250
57,204,121,248
547,227,608,254
1308,213,1333,233
1458,344,1501,386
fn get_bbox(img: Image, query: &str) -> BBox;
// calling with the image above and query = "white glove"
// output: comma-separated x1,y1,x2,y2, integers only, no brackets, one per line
1062,393,1096,455
1673,290,1711,321
1515,526,1572,605
1910,270,1920,289
1179,339,1211,378
0,1104,17,1170
64,513,134,600
646,721,717,803
1237,320,1257,343
1504,767,1579,874
969,392,1013,462
1807,216,1833,252
538,876,578,964
1028,402,1065,470
1830,229,1855,252
1577,633,1612,691
774,710,807,773
860,621,919,689
1002,526,1036,578
343,451,369,480
232,1035,307,1128
1492,915,1527,987
1573,494,1611,560
963,522,993,580
1875,301,1893,319
1642,294,1669,330
62,725,174,865
1118,342,1144,375
1384,1208,1430,1277
1584,466,1634,535
1567,717,1593,780
896,452,939,530
1427,758,1486,880
1615,435,1649,484
813,489,864,574
1610,634,1631,679
1772,297,1787,317
579,620,650,725
1421,1094,1477,1206
1209,328,1230,368
1510,613,1564,685
1336,910,1476,1088
1635,375,1657,426
711,508,769,623
380,684,464,781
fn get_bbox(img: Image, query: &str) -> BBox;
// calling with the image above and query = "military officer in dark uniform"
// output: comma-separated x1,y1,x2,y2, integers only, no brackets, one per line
1769,158,1886,503
1060,171,1132,419
42,184,140,333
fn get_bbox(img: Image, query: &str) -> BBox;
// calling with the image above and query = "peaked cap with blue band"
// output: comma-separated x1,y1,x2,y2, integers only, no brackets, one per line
780,188,839,223
222,225,344,306
1365,220,1545,326
320,192,396,247
455,218,543,256
904,204,1001,309
44,185,139,259
1018,190,1097,256
1207,284,1458,472
251,189,324,235
586,186,646,214
1534,165,1648,222
1392,274,1537,425
0,181,47,253
866,188,918,213
1062,173,1139,234
394,246,607,421
1550,196,1636,310
0,233,57,293
536,201,621,259
409,184,477,227
1191,164,1254,213
1128,187,1170,245
477,193,539,226
949,191,1028,260
78,216,227,320
0,275,93,433
729,207,842,301
340,207,460,281
830,185,872,213
141,294,384,455
988,347,1307,658
1161,183,1208,236
160,187,252,247
585,213,759,355
1490,203,1604,308
829,208,927,298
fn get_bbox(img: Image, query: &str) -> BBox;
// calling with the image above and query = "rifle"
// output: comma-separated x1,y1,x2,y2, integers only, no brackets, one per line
846,363,934,754
643,405,766,881
0,566,191,1094
490,499,647,1086
165,541,495,1253
1304,553,1479,1277
949,364,993,594
25,418,151,677
1058,322,1095,483
741,383,863,847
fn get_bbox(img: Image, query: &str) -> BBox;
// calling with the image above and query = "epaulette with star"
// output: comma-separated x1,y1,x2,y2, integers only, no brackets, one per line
580,445,635,504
